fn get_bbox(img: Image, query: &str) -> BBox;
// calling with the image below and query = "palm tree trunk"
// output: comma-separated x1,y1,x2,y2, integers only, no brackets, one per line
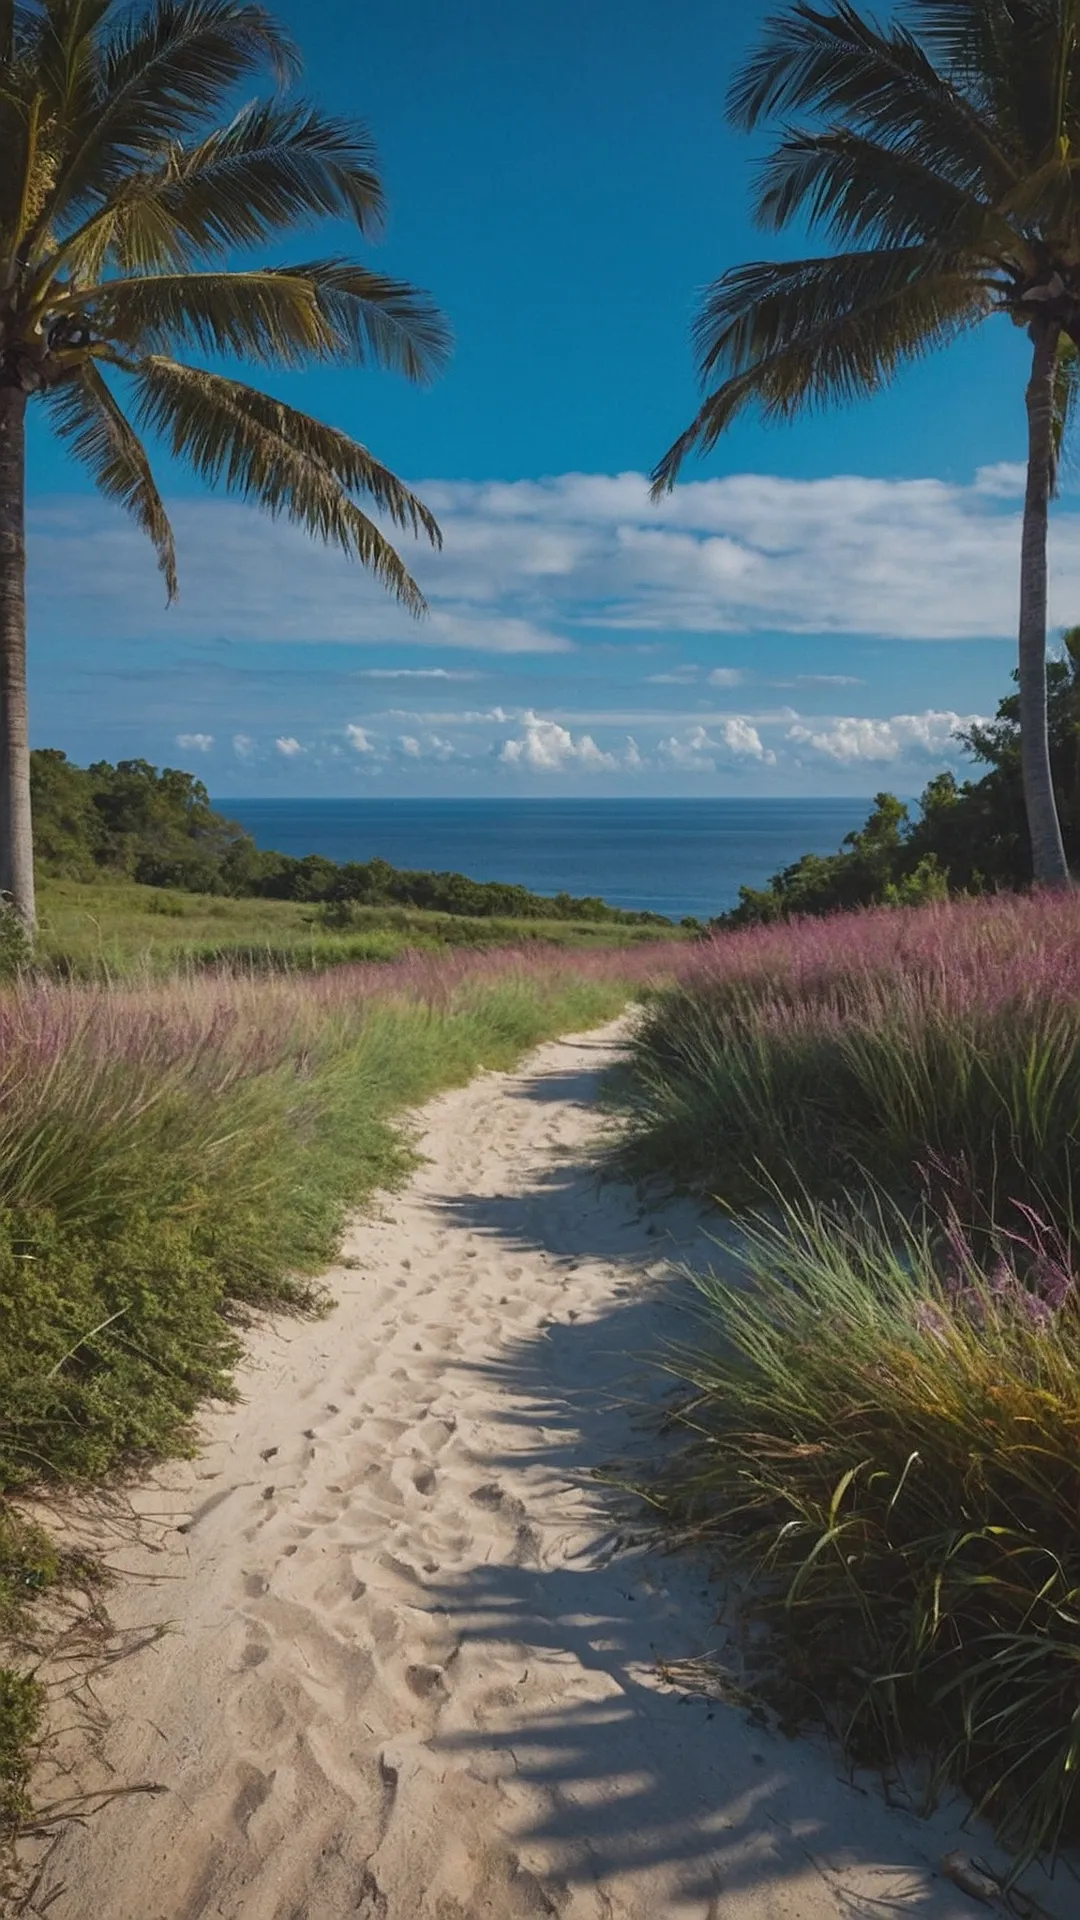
1019,319,1071,889
0,381,35,931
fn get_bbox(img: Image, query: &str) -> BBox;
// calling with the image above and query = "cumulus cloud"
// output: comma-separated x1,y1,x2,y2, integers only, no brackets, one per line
398,735,423,758
176,732,213,753
708,667,746,686
499,712,621,773
346,723,375,753
658,718,775,772
275,735,303,758
787,709,980,764
232,733,256,760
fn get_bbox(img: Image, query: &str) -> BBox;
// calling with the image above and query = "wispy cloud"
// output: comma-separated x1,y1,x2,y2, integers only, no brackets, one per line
275,736,303,758
175,731,213,752
355,668,480,680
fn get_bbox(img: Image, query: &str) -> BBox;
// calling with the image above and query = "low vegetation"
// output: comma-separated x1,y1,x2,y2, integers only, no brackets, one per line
34,877,679,981
618,893,1080,1861
32,751,674,929
0,939,681,1830
620,892,1080,1230
653,1199,1080,1863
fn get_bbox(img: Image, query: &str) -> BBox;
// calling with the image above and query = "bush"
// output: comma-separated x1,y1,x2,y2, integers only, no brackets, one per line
653,1195,1080,1863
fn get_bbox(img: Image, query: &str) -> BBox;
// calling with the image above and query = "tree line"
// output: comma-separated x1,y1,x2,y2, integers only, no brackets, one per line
30,748,672,927
726,644,1080,927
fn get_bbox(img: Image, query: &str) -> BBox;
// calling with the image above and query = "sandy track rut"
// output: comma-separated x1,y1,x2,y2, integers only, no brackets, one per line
24,1022,1011,1918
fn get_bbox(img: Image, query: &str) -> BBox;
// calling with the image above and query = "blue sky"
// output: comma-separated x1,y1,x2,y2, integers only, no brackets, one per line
28,0,1073,796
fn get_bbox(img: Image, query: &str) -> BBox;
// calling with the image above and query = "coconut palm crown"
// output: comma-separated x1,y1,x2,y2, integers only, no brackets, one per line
0,0,450,927
654,0,1080,888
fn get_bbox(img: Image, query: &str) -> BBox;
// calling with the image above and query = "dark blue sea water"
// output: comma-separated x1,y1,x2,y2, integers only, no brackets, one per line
215,797,871,922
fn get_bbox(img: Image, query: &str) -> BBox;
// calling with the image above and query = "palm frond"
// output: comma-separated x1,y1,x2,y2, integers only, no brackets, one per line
62,260,450,377
269,260,452,381
44,359,177,596
31,1,112,120
652,248,984,490
70,266,335,363
907,1,1070,155
30,0,298,240
128,355,440,611
728,1,1019,196
157,97,386,238
753,125,1012,254
43,96,388,280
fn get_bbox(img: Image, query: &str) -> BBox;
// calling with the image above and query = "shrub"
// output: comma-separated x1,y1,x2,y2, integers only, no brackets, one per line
652,1195,1080,1863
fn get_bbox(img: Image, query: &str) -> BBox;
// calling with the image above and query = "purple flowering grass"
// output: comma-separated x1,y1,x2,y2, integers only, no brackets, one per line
623,893,1080,1244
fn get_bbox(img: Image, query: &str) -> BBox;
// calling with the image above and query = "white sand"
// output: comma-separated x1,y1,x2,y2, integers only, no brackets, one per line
20,1020,1042,1917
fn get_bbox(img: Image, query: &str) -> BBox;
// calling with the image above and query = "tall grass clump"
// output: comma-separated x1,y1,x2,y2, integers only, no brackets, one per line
620,893,1080,1233
656,1196,1080,1863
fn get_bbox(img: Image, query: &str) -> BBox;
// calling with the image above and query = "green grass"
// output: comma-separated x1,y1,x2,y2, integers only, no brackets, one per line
0,943,676,1829
652,1196,1080,1868
35,878,682,979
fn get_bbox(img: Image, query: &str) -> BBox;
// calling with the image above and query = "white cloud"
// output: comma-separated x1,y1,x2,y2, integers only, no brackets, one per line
28,463,1073,661
398,735,423,758
974,462,1028,497
355,668,479,680
708,667,746,686
787,709,981,764
346,723,375,753
646,666,700,684
499,712,620,773
232,733,256,760
791,673,863,688
175,732,213,753
275,735,303,758
658,718,775,772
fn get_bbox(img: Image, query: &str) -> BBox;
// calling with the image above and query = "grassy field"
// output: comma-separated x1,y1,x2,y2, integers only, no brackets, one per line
34,879,682,978
615,894,1080,1866
0,938,684,1827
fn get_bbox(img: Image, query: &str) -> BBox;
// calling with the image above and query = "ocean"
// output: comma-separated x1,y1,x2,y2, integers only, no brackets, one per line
215,796,871,923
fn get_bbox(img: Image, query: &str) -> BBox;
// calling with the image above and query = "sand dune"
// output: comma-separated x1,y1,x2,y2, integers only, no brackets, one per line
20,1020,1034,1917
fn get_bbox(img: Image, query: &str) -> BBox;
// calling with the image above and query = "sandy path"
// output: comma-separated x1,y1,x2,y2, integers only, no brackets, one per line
22,1020,1027,1919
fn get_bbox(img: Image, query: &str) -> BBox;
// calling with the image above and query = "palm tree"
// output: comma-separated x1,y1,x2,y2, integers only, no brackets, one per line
0,0,449,930
654,0,1080,889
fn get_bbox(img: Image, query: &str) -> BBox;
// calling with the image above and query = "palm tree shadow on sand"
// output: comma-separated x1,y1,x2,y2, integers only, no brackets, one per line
414,1103,1046,1918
